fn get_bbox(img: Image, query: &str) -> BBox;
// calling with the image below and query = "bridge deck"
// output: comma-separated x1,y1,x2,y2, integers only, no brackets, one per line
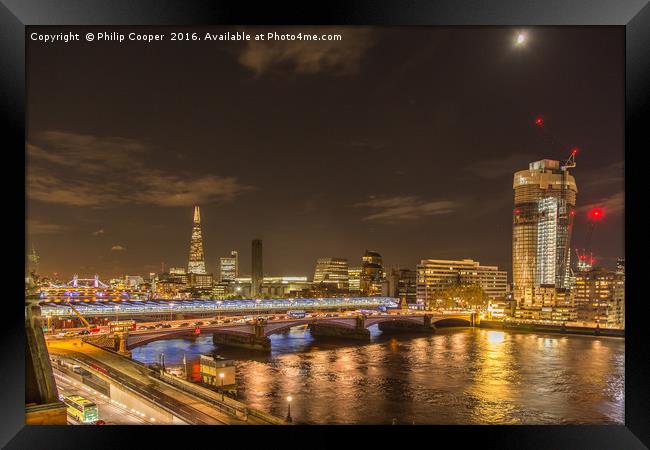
124,313,474,348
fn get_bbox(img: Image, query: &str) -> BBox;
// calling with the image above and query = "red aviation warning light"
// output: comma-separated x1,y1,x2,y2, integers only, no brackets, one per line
535,116,544,127
588,207,604,221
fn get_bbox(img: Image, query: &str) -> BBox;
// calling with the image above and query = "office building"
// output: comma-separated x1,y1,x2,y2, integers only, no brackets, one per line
188,272,213,289
251,239,263,297
397,269,417,305
574,267,625,327
169,267,186,275
348,267,362,295
313,257,349,290
416,259,507,304
361,250,384,296
187,206,207,274
125,275,144,288
220,251,239,282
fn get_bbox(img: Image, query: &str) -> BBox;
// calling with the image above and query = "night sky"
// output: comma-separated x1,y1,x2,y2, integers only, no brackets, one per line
26,26,624,280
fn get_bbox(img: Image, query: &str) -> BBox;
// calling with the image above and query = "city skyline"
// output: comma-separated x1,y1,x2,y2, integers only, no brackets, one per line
26,27,624,278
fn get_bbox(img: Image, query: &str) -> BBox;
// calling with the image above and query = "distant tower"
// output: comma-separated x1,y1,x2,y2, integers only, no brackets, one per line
27,245,40,275
251,239,263,297
187,206,207,274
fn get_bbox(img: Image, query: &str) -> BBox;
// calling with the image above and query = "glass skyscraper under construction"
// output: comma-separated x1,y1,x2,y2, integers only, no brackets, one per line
512,159,577,303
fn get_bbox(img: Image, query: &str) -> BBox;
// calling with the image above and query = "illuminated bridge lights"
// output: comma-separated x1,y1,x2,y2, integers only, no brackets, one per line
39,297,399,317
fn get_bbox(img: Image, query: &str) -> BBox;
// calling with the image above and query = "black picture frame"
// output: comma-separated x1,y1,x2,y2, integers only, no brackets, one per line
2,0,648,448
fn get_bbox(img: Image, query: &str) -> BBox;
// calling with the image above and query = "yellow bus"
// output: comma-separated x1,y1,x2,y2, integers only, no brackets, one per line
62,395,99,423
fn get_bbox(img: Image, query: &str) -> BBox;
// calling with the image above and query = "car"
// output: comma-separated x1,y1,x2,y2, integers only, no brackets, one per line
180,323,190,327
222,319,232,323
78,330,90,335
161,324,172,328
154,323,164,329
94,420,106,425
64,331,77,337
209,320,219,325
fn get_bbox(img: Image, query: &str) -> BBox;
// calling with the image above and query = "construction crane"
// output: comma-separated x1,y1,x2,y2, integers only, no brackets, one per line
575,207,604,271
65,300,100,333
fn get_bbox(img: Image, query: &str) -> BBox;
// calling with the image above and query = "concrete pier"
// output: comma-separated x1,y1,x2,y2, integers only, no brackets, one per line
308,323,370,340
212,333,271,351
377,320,436,333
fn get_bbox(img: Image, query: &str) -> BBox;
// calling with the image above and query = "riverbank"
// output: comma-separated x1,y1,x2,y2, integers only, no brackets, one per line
479,320,624,337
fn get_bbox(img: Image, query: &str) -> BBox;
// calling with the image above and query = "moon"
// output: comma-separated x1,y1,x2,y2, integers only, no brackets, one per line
514,32,528,47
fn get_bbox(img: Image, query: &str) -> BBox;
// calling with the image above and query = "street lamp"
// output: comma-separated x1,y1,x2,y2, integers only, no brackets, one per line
285,395,292,423
219,372,225,401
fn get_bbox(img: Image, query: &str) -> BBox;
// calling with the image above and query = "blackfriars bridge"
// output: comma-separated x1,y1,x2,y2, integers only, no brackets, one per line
89,312,480,354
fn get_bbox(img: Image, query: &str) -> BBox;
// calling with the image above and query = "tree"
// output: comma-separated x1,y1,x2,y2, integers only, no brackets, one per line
427,283,489,310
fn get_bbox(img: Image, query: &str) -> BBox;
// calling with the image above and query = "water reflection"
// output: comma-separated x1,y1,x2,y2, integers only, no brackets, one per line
131,327,624,425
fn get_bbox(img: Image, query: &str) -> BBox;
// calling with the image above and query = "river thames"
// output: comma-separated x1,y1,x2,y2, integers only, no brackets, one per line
131,326,624,425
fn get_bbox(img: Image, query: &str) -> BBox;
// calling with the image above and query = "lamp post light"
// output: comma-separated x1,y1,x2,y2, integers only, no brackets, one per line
285,395,292,423
219,372,225,401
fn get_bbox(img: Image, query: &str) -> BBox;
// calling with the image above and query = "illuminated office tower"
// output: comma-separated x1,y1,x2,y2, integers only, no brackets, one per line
251,239,263,297
313,257,349,290
573,267,624,325
512,159,577,305
360,250,384,296
348,267,362,295
220,251,239,282
187,206,207,274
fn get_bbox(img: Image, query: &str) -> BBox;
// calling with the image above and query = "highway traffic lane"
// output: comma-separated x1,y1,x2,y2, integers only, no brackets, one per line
53,369,150,425
49,347,227,425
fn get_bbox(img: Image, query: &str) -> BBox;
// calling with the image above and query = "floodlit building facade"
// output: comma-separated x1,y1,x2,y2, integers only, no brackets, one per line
416,259,507,304
313,257,349,290
574,267,625,327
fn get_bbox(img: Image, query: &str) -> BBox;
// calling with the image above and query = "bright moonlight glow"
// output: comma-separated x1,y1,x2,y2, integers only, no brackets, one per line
515,32,528,47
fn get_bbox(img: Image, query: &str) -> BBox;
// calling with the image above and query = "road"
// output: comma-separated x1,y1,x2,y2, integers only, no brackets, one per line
53,368,152,425
47,339,269,425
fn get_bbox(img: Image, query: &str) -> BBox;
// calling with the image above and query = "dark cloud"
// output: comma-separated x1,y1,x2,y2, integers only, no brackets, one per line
353,196,458,222
578,191,624,216
238,28,374,76
463,153,537,179
26,219,68,235
27,132,252,208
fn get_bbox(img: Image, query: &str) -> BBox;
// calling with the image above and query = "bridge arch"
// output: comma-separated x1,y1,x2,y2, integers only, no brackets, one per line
126,328,204,350
431,317,472,327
